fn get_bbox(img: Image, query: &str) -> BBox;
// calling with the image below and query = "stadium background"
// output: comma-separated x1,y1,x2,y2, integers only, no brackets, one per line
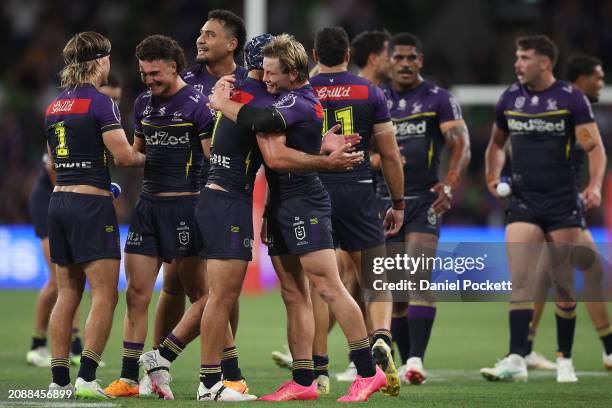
0,2,612,405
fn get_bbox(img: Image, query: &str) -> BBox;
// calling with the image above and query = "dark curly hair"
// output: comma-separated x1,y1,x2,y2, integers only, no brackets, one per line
135,35,187,73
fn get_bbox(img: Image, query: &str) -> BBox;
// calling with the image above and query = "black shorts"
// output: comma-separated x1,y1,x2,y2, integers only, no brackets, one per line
195,188,253,261
384,192,441,243
267,189,334,256
48,192,120,265
325,183,384,251
29,178,53,239
124,193,200,263
505,192,583,233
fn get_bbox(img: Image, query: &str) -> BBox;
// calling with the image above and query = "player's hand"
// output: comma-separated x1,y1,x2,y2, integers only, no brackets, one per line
383,207,404,237
321,124,361,154
326,143,364,171
581,184,602,210
486,174,501,199
430,182,452,215
260,216,270,245
208,76,235,110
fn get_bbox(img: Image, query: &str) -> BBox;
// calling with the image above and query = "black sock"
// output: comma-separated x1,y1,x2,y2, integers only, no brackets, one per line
77,349,101,382
200,365,222,389
313,355,329,377
391,316,410,363
221,346,242,381
120,341,143,382
31,336,46,350
509,307,534,357
407,305,436,360
555,304,576,358
71,337,83,356
51,357,70,386
349,338,375,378
597,325,612,354
292,359,314,386
159,333,184,363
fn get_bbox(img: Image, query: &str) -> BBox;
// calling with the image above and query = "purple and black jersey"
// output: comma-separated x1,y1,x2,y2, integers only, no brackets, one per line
311,72,390,184
376,80,462,197
265,85,326,201
133,85,214,194
45,84,122,190
207,77,275,197
495,81,594,197
182,64,248,185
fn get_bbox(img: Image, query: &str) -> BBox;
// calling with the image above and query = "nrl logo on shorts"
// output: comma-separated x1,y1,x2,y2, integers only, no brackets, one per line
177,222,190,245
427,208,437,226
293,217,306,241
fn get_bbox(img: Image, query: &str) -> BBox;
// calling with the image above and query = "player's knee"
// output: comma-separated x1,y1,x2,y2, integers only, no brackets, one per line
280,284,308,307
126,284,152,309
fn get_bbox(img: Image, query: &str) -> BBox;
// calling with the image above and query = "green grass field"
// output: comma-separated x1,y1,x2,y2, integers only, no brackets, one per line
0,290,611,407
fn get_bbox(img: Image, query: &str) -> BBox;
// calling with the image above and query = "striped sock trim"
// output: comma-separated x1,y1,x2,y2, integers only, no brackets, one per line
555,304,577,319
372,329,392,339
597,324,612,337
349,338,370,351
292,359,314,370
222,347,239,360
122,341,144,359
51,358,70,368
200,365,222,375
162,336,184,356
82,349,101,364
313,354,329,371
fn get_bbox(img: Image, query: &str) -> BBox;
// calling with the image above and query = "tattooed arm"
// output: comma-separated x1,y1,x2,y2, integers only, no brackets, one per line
430,119,471,214
576,122,606,209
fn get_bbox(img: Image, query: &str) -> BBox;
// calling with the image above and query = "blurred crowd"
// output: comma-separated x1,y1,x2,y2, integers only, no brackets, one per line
1,0,610,225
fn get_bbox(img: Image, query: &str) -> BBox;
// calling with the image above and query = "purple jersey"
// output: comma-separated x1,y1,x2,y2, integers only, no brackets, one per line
207,77,275,197
45,84,122,190
266,84,326,201
495,81,594,196
133,85,214,194
182,64,248,185
311,71,390,184
376,80,462,197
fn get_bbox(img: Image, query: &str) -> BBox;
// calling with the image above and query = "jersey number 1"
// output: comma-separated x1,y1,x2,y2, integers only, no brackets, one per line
322,107,354,135
54,122,69,158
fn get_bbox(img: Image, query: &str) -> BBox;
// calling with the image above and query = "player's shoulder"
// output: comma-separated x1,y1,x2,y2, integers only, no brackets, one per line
182,84,207,102
423,80,453,99
181,64,202,81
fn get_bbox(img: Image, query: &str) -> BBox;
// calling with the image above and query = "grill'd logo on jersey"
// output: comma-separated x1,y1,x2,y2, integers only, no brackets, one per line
144,130,190,146
46,99,91,116
395,120,427,136
507,118,565,133
313,85,368,101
